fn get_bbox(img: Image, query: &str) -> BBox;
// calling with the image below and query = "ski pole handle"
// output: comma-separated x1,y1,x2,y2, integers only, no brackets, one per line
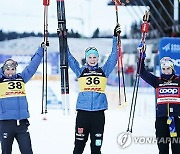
141,23,149,33
113,0,126,6
43,0,50,6
141,11,150,33
113,0,121,5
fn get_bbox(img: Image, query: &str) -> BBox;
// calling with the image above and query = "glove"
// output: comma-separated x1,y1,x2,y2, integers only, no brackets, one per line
137,43,146,58
41,41,49,49
114,24,121,37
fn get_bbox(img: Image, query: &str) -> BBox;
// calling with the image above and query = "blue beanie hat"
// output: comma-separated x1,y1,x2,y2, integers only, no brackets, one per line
85,47,99,58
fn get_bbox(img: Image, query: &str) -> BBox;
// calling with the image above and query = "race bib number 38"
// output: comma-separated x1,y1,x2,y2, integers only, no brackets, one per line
78,76,107,93
0,81,26,98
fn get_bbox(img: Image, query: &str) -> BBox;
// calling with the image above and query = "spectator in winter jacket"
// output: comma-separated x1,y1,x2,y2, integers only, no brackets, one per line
68,24,121,154
139,48,180,154
0,42,46,154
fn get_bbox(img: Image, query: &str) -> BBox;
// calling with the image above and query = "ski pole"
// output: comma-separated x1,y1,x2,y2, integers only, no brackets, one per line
127,11,150,133
112,0,127,106
41,0,50,114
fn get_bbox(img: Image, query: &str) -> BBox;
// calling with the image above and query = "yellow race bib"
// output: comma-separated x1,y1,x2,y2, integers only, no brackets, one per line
0,81,26,98
78,76,107,93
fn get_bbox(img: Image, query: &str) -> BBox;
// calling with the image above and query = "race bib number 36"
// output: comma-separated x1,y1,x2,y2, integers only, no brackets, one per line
78,76,107,93
0,81,26,98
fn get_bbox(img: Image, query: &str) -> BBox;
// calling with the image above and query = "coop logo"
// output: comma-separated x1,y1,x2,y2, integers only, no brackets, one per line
159,88,178,95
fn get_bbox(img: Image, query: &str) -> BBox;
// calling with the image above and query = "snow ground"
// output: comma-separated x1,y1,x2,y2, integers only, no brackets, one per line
0,37,161,153
5,74,160,154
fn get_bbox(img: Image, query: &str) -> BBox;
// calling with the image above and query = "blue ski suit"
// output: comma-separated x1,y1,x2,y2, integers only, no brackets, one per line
68,36,118,111
0,46,44,154
68,36,117,154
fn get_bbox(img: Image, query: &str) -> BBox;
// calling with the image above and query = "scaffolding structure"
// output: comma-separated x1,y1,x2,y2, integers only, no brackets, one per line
108,0,180,38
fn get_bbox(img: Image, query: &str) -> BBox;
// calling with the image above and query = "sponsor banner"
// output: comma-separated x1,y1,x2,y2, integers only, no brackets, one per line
159,37,180,75
0,54,11,63
32,75,60,81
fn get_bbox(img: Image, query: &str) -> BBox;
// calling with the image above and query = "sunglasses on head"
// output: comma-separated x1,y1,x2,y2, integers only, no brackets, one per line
160,57,173,64
3,60,18,71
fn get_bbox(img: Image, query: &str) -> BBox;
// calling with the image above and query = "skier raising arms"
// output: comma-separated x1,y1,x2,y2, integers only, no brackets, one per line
139,48,180,154
68,24,121,154
0,42,46,154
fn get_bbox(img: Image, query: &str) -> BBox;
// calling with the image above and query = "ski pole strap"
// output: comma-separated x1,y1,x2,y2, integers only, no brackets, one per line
137,55,142,75
43,0,50,6
137,42,146,54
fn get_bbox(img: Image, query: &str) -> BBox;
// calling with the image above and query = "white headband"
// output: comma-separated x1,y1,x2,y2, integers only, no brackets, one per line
160,57,174,70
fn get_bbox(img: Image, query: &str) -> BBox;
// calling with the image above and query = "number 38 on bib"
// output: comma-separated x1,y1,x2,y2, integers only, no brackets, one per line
0,81,26,98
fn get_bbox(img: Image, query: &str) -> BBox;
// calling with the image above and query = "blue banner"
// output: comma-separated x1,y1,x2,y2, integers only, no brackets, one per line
0,54,11,63
0,52,60,75
159,37,180,75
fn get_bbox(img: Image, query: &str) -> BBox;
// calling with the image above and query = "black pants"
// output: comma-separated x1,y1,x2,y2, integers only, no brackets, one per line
73,110,105,154
0,119,33,154
155,117,180,154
